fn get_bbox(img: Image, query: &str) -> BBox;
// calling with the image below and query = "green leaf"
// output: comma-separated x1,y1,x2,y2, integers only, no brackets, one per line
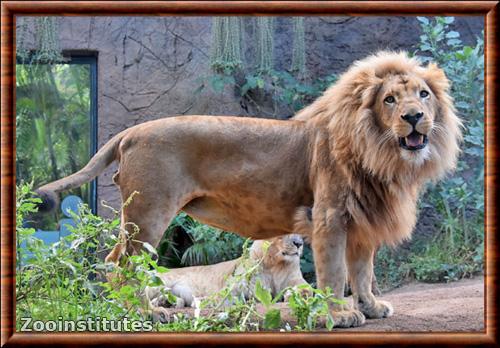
240,82,251,96
149,275,164,287
463,46,474,57
245,75,258,89
420,44,431,52
447,39,461,46
142,242,157,255
263,308,281,329
417,17,429,25
254,279,272,307
446,31,460,39
156,266,169,273
443,17,455,24
326,313,335,330
256,78,265,89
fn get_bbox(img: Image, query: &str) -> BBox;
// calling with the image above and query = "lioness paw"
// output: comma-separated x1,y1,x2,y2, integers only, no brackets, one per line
151,307,171,323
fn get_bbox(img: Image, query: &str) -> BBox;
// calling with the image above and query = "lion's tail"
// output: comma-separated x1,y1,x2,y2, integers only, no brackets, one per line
35,130,128,212
293,206,313,239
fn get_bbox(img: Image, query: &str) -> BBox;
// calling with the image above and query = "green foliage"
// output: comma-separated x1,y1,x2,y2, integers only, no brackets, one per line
205,18,327,117
299,244,316,285
286,284,342,331
242,70,337,114
16,63,93,229
159,212,245,267
16,184,165,330
254,279,282,329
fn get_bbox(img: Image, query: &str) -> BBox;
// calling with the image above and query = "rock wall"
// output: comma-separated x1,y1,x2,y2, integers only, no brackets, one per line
17,16,483,213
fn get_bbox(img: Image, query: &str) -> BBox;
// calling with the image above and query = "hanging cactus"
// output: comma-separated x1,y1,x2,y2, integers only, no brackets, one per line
34,17,65,63
291,17,306,75
255,17,274,73
16,17,31,62
210,17,243,73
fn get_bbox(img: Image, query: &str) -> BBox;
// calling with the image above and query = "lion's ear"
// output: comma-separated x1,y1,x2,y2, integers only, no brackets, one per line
351,70,383,107
421,63,450,98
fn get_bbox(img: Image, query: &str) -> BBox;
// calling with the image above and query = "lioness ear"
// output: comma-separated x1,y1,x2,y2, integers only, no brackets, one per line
421,63,450,98
249,240,265,260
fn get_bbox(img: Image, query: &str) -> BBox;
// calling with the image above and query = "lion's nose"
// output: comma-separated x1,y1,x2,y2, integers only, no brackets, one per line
401,112,423,127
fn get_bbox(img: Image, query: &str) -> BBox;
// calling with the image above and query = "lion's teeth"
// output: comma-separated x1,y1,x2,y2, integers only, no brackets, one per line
420,135,424,144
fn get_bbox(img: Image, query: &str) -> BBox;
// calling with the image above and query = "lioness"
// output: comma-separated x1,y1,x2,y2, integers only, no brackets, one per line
145,234,307,311
36,51,461,327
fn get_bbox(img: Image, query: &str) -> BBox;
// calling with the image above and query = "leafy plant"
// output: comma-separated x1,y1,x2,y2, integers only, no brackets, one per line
286,284,341,331
16,62,94,229
254,279,282,330
16,184,167,329
160,212,245,267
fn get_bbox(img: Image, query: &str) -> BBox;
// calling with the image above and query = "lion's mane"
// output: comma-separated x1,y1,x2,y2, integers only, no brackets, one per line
294,51,462,248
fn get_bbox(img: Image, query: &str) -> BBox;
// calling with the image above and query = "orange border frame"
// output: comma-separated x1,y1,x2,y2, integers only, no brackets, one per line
1,1,498,346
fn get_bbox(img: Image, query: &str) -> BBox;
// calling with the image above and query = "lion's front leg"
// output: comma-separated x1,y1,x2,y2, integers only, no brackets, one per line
312,207,365,328
347,241,393,319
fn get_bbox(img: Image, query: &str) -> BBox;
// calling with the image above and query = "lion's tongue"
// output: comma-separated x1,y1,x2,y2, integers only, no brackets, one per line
406,133,423,147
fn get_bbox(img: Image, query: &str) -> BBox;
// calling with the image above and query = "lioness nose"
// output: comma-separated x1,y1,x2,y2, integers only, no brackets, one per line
292,236,303,249
401,112,423,127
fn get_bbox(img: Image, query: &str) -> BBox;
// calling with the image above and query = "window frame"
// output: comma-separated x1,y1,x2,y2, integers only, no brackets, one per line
15,53,98,213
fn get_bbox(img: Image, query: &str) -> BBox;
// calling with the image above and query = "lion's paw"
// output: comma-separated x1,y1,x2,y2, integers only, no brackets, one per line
359,299,393,319
330,309,366,328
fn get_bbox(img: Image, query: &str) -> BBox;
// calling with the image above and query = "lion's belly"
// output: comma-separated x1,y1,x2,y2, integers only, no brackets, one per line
182,196,297,239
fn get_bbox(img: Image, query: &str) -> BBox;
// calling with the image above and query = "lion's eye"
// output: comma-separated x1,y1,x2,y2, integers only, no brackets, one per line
384,96,395,104
420,90,429,98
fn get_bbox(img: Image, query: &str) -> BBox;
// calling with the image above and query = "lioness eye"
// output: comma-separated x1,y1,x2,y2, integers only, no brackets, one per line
420,90,429,98
384,96,395,104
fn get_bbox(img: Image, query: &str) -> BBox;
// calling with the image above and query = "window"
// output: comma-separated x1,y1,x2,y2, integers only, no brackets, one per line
16,56,97,228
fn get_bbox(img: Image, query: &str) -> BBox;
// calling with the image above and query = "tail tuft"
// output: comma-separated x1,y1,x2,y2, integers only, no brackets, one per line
34,189,59,213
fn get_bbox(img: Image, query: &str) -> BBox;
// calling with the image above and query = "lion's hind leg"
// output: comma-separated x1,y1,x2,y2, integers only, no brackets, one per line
346,239,393,319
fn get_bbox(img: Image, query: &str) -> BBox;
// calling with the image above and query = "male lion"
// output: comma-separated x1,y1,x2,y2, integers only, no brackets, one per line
145,234,307,312
36,51,462,328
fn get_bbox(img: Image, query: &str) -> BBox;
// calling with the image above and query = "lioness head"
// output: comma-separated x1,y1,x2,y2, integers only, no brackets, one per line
250,234,304,267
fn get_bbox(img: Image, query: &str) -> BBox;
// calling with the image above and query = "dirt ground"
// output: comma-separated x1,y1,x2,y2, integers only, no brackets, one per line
335,277,484,332
168,277,484,332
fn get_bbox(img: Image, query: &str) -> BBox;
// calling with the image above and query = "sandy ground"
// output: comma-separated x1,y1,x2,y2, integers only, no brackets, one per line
166,277,484,332
336,277,484,332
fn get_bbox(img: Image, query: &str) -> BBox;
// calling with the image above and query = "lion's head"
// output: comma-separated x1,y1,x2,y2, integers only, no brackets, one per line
250,234,304,268
295,51,462,184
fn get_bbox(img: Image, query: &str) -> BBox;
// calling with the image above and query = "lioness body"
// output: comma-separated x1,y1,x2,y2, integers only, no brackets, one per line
37,52,461,328
146,236,306,308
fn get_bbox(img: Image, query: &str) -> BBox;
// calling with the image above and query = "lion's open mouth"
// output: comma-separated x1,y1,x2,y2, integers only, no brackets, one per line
399,130,428,151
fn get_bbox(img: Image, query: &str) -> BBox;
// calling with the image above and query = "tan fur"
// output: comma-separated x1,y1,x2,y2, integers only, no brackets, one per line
145,235,306,310
36,51,461,328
